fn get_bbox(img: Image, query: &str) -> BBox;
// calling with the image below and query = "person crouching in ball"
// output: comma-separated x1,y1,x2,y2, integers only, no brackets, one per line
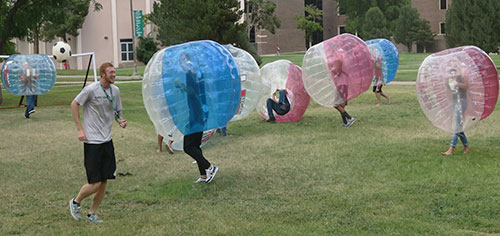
266,88,290,122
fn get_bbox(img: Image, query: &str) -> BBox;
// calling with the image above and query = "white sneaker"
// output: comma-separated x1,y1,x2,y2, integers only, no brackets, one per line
86,213,103,223
195,177,208,183
205,165,218,183
69,198,81,221
346,118,356,127
29,109,36,114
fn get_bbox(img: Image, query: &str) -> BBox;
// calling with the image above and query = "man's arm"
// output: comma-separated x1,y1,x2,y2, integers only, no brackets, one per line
71,100,88,141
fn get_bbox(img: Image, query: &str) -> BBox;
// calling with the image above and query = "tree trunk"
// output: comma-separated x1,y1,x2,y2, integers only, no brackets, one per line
34,28,40,54
0,0,30,54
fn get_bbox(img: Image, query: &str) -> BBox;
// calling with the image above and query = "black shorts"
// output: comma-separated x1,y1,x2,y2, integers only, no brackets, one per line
84,140,116,183
373,84,383,93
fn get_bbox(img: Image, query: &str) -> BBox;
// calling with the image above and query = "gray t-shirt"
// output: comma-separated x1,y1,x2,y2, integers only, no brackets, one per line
74,82,122,144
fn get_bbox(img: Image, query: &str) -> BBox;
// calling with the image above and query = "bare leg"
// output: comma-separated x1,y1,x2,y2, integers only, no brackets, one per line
157,135,163,152
167,140,174,154
74,182,103,204
89,182,107,214
335,106,345,114
463,145,470,154
380,92,391,104
375,93,382,106
441,146,454,155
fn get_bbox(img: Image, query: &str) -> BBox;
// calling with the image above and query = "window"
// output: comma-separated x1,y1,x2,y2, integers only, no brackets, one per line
440,22,445,34
338,26,346,35
120,38,134,61
440,0,447,10
249,27,255,43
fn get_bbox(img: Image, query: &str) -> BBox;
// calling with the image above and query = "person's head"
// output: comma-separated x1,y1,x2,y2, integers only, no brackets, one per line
99,62,116,83
179,52,193,72
448,68,457,78
23,61,30,69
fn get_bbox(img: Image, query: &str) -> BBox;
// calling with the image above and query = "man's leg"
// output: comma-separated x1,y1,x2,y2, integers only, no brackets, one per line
157,135,163,152
266,98,277,121
375,93,382,106
25,95,35,118
89,181,107,214
75,182,104,204
184,132,210,177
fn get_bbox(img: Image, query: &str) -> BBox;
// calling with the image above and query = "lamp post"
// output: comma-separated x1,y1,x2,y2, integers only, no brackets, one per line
129,0,138,76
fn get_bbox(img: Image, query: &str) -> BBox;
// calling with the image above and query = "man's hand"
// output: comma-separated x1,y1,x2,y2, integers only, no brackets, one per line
77,129,88,142
119,119,127,128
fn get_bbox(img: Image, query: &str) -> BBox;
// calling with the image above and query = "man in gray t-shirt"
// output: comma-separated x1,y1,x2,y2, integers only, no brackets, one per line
68,62,127,223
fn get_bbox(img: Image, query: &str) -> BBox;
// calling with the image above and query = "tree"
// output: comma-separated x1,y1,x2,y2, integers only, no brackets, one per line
136,36,159,64
245,0,281,37
337,0,407,37
446,0,500,53
394,5,434,53
408,19,435,52
27,0,102,53
394,5,420,52
294,4,323,49
0,0,101,54
148,0,262,64
362,7,391,40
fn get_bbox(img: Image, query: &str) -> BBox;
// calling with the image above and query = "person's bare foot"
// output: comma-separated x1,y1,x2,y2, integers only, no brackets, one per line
157,149,161,153
441,147,453,155
387,96,391,105
464,146,470,154
376,103,381,107
167,141,174,154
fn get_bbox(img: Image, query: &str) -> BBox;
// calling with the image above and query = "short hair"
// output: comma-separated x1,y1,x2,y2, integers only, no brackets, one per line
99,62,114,77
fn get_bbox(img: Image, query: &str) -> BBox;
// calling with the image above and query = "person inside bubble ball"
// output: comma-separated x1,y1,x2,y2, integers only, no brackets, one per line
266,88,290,122
20,61,39,118
178,52,218,183
441,66,470,155
332,55,356,127
372,55,391,106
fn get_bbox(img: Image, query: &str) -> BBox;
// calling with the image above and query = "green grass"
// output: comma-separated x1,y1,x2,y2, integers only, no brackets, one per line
56,66,146,77
53,51,499,83
2,82,500,235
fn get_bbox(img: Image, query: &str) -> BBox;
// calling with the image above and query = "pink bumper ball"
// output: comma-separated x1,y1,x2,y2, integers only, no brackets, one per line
256,60,310,122
302,33,373,107
416,46,498,134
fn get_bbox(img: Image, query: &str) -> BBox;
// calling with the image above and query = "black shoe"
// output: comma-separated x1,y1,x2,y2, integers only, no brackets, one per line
267,118,276,122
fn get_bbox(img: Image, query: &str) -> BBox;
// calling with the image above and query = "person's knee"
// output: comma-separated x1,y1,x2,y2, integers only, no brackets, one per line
183,146,196,156
266,98,273,106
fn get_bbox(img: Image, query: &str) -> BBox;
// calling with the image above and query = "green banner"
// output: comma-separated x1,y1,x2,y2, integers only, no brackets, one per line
133,10,144,37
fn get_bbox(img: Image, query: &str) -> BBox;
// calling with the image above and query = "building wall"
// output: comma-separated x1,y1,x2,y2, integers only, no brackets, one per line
322,0,338,40
256,0,306,55
411,0,451,52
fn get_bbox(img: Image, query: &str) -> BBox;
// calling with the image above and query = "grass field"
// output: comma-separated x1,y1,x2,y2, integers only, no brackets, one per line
50,51,500,84
1,78,500,235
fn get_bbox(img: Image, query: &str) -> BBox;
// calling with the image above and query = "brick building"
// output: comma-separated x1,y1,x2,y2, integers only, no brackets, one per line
253,0,452,55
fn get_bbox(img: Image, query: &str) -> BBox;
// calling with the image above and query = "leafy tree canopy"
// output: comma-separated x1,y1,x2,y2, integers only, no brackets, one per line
245,0,281,34
148,0,262,64
362,7,391,40
0,0,101,54
446,0,500,53
294,4,322,48
337,0,407,37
